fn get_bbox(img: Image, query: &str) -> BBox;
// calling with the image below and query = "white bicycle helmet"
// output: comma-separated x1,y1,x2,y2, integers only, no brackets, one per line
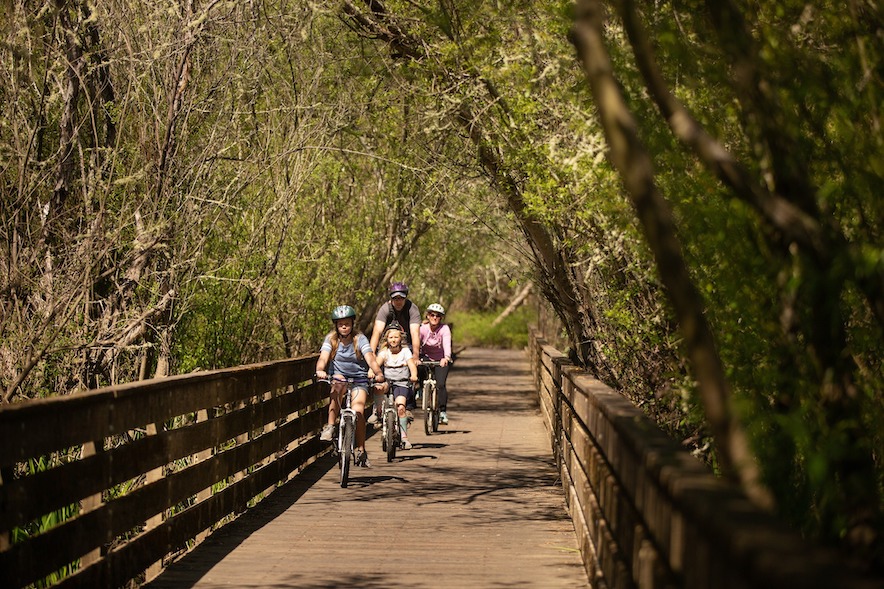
427,303,445,315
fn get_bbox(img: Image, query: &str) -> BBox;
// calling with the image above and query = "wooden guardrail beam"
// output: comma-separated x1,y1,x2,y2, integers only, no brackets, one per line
529,329,879,589
0,355,324,588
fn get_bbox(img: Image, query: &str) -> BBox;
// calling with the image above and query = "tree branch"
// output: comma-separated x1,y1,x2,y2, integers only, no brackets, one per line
570,0,774,510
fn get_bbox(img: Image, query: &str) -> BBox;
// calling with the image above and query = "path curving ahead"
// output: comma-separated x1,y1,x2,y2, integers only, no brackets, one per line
147,348,590,588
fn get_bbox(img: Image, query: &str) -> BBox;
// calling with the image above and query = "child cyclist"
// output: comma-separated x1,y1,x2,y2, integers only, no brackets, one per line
315,305,385,467
375,323,419,449
419,303,453,424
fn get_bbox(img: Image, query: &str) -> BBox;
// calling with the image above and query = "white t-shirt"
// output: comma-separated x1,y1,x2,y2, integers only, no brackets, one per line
377,346,413,385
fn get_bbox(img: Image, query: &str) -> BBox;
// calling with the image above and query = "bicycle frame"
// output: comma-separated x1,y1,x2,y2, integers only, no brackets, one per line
318,375,372,487
381,386,400,461
421,361,441,435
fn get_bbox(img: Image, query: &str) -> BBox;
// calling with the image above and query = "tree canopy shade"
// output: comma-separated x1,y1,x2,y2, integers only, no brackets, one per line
1,0,881,572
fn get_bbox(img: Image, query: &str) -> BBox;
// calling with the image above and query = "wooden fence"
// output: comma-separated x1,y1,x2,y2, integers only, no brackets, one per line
0,354,323,588
528,330,878,589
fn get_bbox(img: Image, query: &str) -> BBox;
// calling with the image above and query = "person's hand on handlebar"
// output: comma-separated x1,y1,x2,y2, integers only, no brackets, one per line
316,370,328,380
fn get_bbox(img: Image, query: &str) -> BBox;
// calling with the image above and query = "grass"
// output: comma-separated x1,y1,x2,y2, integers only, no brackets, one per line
447,305,536,349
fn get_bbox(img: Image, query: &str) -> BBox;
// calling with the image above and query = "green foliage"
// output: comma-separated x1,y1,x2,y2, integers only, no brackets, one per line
2,0,880,567
10,456,80,586
448,306,536,349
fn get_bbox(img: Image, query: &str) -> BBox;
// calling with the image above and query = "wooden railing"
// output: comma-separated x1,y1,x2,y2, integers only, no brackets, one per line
529,331,878,589
0,354,324,588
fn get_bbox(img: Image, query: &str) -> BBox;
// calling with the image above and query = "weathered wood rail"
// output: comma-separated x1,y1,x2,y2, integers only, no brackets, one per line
529,330,879,589
0,354,323,588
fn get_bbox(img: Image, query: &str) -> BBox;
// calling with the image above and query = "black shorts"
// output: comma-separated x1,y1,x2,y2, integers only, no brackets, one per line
391,383,416,410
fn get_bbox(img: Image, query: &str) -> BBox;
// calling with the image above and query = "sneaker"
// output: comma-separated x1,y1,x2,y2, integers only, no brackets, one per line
439,411,449,425
366,412,379,426
320,424,334,442
401,437,413,450
355,449,371,468
405,410,414,424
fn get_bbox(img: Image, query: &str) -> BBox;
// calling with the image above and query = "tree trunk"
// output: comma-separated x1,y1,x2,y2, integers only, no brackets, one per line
491,284,531,327
570,0,774,510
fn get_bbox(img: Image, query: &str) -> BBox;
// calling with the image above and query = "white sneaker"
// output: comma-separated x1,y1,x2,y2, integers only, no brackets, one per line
355,449,371,467
402,437,413,450
366,412,379,425
320,424,334,442
439,411,449,425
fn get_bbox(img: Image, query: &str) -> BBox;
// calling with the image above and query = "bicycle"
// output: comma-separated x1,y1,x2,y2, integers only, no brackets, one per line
380,383,413,461
420,361,442,435
317,375,373,488
380,386,400,461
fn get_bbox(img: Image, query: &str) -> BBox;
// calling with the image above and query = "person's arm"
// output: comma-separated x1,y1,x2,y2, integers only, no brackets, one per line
360,334,384,382
442,324,452,365
374,349,387,374
411,322,422,359
369,317,386,352
315,349,331,379
365,351,384,382
406,356,418,382
408,304,422,358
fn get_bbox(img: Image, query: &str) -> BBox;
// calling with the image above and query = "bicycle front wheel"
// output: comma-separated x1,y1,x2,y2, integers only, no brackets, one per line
421,380,430,412
340,417,354,488
423,381,433,435
385,411,397,462
431,387,440,433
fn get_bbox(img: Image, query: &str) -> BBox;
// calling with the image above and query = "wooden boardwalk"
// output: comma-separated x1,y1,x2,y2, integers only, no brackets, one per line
147,348,589,588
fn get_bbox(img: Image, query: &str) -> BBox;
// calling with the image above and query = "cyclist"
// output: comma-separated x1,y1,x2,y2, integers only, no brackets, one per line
315,305,385,467
419,303,453,424
375,323,419,449
367,282,421,424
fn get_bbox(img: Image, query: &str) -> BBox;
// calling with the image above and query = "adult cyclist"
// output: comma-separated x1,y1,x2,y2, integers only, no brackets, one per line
419,303,453,424
315,305,385,467
367,282,421,424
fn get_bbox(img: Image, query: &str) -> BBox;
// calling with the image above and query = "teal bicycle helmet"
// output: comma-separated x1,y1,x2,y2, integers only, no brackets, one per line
331,305,356,321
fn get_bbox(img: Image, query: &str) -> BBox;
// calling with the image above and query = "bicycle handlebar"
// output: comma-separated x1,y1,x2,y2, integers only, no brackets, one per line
315,375,380,386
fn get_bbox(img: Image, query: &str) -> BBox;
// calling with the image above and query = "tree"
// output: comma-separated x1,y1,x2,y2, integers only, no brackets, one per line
335,0,883,564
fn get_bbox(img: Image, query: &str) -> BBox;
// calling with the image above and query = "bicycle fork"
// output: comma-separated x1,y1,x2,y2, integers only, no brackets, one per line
336,408,357,455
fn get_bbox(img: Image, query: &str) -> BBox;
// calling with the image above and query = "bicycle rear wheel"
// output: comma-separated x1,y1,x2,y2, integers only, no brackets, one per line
340,417,354,488
385,411,397,462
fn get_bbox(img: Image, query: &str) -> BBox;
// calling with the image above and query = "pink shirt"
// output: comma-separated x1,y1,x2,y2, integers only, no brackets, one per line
419,323,451,361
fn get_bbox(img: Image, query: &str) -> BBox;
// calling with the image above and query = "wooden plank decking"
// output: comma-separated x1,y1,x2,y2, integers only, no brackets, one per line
147,348,590,588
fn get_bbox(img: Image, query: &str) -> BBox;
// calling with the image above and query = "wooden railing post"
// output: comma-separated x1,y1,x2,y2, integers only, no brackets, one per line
143,421,165,582
80,440,104,568
194,408,213,544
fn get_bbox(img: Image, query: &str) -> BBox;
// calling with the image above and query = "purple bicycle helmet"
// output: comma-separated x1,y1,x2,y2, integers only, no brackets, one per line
389,281,408,299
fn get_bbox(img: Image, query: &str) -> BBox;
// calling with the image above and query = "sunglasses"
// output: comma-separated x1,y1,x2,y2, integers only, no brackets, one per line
427,312,442,318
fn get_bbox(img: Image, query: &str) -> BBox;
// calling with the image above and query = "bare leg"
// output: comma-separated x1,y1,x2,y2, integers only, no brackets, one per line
328,380,346,425
351,388,368,449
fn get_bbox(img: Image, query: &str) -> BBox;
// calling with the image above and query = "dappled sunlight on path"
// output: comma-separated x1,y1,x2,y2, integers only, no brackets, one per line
147,348,589,588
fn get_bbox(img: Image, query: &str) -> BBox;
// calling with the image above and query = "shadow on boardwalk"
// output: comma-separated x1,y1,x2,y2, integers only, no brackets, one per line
148,348,589,589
